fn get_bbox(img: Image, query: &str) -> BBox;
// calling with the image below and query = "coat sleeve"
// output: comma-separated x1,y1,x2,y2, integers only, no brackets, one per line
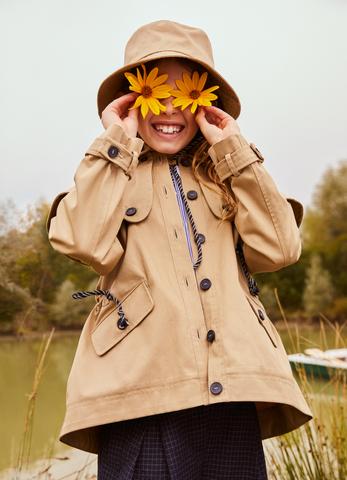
208,134,303,274
46,123,144,276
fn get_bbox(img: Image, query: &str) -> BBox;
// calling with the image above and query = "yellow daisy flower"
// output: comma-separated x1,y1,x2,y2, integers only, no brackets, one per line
171,71,220,114
124,63,172,119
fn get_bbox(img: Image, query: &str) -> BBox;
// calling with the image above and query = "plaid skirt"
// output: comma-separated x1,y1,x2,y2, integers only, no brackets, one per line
97,401,268,479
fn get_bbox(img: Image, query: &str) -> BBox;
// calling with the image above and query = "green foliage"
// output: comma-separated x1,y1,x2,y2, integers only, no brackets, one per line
0,198,97,333
49,278,96,328
303,253,335,318
302,159,347,247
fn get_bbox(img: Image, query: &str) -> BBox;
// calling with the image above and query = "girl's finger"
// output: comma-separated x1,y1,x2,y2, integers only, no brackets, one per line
204,105,229,121
109,92,138,110
195,107,207,126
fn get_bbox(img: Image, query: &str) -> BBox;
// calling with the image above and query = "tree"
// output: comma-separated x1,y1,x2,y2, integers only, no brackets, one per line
303,253,334,318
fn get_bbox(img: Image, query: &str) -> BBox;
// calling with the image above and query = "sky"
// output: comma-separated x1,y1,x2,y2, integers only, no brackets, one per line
1,0,346,212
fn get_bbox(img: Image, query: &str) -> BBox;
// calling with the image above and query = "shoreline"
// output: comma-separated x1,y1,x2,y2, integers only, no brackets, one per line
0,318,321,341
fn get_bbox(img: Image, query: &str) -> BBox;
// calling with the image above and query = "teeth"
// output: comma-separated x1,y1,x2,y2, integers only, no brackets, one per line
154,124,183,134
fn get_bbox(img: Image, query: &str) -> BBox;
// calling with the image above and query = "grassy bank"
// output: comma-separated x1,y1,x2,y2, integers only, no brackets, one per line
1,296,347,479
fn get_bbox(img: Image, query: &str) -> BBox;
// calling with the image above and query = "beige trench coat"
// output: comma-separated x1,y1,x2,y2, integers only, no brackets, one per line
46,123,313,453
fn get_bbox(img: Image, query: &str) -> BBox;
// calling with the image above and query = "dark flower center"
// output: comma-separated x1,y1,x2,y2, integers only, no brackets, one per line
142,86,152,98
190,89,200,99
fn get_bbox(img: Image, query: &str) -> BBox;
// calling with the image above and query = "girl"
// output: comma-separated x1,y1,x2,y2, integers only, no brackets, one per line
47,20,313,479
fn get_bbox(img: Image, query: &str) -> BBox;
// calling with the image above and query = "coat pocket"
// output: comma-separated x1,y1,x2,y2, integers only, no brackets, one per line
245,295,278,348
91,279,154,356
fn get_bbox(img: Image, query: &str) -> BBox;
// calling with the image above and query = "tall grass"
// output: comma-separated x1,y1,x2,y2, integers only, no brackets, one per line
2,293,347,479
264,288,347,479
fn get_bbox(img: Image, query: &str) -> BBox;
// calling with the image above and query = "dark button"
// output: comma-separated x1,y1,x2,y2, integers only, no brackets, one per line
197,233,205,244
206,330,215,343
125,207,137,216
210,382,223,395
258,309,265,321
180,158,191,167
108,145,119,158
200,278,212,290
187,190,198,200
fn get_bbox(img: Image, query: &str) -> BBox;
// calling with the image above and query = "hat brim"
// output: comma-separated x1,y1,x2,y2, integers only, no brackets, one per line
97,51,241,120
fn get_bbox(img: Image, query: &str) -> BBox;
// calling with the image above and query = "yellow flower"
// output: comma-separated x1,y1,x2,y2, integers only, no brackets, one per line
171,71,219,114
124,63,172,119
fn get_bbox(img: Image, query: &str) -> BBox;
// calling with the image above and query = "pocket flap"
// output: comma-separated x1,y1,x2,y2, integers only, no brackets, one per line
91,280,154,356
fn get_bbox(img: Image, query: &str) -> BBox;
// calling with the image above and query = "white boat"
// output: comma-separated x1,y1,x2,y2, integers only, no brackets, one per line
288,348,347,379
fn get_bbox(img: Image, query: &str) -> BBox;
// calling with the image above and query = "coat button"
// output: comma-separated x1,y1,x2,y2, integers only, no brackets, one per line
197,233,205,244
258,309,265,321
200,278,212,290
108,145,119,158
206,329,215,343
125,207,137,216
210,382,223,395
180,158,191,167
187,190,198,200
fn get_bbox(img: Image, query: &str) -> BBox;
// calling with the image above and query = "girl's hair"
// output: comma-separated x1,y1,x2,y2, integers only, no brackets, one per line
121,57,237,222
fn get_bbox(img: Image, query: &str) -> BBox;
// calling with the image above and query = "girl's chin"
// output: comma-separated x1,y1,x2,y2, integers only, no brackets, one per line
148,137,188,154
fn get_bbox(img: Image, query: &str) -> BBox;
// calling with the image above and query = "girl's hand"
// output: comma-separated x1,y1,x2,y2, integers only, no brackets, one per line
195,105,241,145
101,92,139,138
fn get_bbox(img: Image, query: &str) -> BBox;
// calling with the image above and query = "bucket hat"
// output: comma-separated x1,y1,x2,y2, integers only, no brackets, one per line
97,20,241,120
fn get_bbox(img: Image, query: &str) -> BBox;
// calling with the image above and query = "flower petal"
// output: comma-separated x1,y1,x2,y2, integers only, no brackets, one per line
141,63,147,83
152,85,172,98
124,72,141,90
146,67,159,85
129,85,142,93
202,85,220,94
190,101,199,114
192,71,200,89
198,97,212,106
172,96,192,107
183,72,194,91
152,73,169,87
197,72,208,91
174,78,190,95
200,92,218,101
181,101,193,111
128,95,143,110
148,97,160,115
170,89,186,98
140,100,149,118
136,67,144,88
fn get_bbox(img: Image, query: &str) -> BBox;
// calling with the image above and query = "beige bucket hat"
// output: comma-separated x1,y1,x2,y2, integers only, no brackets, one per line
97,20,241,120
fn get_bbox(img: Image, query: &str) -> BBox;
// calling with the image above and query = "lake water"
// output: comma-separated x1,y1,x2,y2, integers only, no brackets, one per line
1,322,346,471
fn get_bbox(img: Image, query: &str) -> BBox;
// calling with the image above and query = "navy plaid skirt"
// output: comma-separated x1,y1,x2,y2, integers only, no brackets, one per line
97,401,268,479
